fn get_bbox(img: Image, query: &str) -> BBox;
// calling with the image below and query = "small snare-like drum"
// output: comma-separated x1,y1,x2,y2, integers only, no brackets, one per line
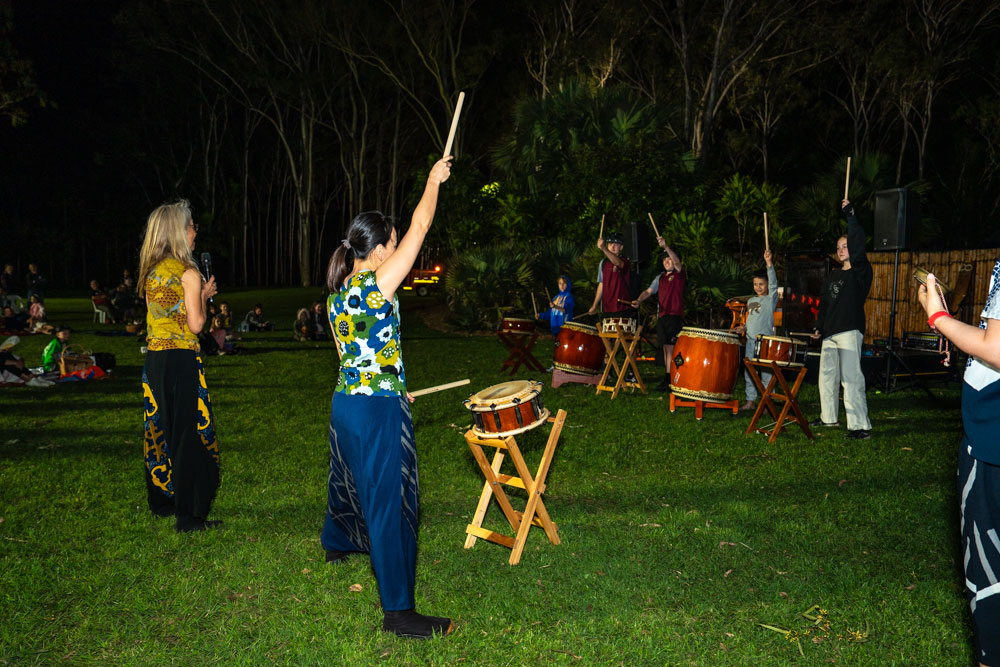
464,380,550,437
670,327,741,402
501,316,536,335
554,322,604,375
753,335,802,367
601,316,637,336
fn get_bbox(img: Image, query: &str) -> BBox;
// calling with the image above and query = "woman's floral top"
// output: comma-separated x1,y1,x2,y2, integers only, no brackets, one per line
145,258,199,352
329,270,405,396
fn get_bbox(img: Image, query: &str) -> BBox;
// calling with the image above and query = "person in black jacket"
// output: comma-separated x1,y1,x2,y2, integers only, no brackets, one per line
810,198,873,439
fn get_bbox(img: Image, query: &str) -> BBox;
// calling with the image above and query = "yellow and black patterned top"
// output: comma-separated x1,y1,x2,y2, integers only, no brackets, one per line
145,258,198,352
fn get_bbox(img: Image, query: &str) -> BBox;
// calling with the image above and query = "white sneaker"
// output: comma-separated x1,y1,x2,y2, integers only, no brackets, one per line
27,377,54,388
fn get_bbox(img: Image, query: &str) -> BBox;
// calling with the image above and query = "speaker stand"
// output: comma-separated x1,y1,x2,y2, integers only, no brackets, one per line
880,248,933,397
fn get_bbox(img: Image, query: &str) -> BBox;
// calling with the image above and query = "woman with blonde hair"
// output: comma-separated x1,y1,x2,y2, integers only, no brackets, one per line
138,199,221,532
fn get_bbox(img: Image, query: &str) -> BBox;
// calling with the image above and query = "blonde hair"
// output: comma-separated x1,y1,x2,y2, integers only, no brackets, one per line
137,200,198,297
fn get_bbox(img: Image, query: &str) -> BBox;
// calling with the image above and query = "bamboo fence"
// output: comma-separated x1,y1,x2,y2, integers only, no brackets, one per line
863,248,999,344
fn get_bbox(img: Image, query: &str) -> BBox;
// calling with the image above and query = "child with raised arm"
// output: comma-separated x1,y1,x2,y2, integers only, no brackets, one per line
735,250,778,410
632,239,685,392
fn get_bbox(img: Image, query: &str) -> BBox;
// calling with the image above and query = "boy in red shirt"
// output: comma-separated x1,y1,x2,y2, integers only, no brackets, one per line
633,240,685,392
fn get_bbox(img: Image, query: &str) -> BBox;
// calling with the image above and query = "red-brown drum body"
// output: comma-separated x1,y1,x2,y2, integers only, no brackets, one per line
753,335,801,366
669,327,741,402
553,322,603,375
501,317,536,334
464,380,550,437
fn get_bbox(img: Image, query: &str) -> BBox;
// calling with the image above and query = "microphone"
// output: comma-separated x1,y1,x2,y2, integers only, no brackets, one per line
200,252,214,303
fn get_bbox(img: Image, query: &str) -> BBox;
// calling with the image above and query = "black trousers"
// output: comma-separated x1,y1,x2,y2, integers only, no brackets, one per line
143,349,220,530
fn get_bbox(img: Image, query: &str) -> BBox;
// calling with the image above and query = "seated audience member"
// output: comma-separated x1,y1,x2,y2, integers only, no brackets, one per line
112,278,142,321
198,328,222,356
1,264,17,294
294,308,312,342
27,295,54,334
25,263,46,300
218,301,233,330
243,303,273,332
210,315,236,354
310,301,328,340
41,325,71,373
2,306,28,332
90,279,117,323
0,336,52,387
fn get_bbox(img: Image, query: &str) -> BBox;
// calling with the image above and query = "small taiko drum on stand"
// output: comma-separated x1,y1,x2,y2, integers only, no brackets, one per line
501,317,536,334
670,327,741,402
464,380,551,438
753,335,802,367
601,316,637,336
554,322,604,375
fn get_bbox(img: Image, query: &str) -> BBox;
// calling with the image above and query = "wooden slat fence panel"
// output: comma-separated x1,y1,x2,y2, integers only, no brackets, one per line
863,248,1000,344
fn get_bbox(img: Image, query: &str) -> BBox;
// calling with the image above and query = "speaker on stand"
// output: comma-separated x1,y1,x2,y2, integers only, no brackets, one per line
872,188,925,394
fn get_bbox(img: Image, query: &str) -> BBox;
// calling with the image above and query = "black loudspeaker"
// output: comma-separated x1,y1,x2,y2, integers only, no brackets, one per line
874,188,919,250
624,221,652,267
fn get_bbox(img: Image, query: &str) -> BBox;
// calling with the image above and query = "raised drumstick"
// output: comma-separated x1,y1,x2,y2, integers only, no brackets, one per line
598,214,605,242
409,378,471,398
844,156,851,200
530,292,538,316
443,91,466,158
763,212,770,253
647,212,660,238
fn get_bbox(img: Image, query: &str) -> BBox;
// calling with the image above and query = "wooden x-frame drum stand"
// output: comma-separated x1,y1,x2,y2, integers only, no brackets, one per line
463,409,567,565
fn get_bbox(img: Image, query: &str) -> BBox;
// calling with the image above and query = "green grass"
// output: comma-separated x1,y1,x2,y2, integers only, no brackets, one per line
0,290,972,665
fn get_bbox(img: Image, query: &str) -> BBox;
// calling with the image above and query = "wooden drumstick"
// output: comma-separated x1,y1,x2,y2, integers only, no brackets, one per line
545,287,552,304
843,156,851,200
409,378,471,398
617,298,634,306
763,211,770,253
647,212,660,238
530,292,538,316
443,91,465,158
598,213,605,242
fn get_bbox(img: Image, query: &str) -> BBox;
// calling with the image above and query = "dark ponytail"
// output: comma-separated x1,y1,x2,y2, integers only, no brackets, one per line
326,211,395,292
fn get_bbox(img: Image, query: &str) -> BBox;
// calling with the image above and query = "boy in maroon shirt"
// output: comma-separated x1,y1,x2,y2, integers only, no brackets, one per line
633,239,684,391
586,231,634,320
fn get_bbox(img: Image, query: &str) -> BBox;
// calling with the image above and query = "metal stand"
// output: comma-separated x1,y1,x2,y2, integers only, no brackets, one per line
881,248,932,396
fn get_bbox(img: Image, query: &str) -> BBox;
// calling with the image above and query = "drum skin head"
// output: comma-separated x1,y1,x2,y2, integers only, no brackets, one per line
466,380,540,410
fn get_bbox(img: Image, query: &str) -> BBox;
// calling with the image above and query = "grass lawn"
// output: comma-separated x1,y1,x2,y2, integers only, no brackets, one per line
0,289,972,665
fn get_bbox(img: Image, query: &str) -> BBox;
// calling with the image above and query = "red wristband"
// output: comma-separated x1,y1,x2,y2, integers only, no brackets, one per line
928,311,951,329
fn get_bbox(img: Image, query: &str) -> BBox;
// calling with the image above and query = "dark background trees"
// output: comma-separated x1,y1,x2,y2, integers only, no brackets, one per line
3,0,1000,291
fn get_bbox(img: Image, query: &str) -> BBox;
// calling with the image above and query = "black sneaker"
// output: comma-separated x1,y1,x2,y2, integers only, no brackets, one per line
808,418,840,427
325,549,351,564
655,377,671,392
845,429,871,440
382,609,453,639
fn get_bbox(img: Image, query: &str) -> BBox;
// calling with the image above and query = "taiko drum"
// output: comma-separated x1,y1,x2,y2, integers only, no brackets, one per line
753,335,802,367
463,380,550,438
669,327,741,402
500,317,536,334
554,322,603,375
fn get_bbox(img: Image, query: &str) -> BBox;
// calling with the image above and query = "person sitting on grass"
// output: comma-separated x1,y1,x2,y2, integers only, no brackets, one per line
293,308,313,342
210,315,236,354
0,336,52,387
41,325,71,373
310,301,328,340
218,301,233,330
632,240,685,392
27,295,54,334
243,303,273,332
735,249,778,411
918,269,1000,667
2,305,28,332
536,275,575,336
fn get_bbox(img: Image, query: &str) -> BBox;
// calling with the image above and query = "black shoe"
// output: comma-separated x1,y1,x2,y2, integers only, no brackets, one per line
325,549,351,564
382,609,453,639
845,429,871,440
176,519,223,533
808,418,840,427
655,377,671,392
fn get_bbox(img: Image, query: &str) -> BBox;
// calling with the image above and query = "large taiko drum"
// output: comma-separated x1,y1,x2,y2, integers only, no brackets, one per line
554,322,603,375
501,316,536,334
463,380,550,437
670,327,741,402
753,335,802,367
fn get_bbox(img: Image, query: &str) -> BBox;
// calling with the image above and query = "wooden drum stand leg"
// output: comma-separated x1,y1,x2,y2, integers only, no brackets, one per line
463,409,567,565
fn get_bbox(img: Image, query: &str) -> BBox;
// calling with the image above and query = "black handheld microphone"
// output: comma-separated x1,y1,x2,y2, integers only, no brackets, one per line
200,252,214,303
